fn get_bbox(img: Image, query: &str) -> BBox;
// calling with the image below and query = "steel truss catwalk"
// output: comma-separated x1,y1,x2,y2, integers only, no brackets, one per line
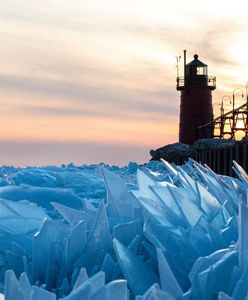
197,101,248,140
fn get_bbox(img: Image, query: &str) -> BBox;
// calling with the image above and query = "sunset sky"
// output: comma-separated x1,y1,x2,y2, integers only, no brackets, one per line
0,0,248,166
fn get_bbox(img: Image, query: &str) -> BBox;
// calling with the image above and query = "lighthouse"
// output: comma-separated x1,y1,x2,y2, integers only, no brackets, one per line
176,51,216,144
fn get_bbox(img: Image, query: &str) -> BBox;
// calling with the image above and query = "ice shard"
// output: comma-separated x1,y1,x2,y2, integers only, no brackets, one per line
77,200,112,274
239,201,248,267
106,280,129,300
157,248,183,298
113,238,158,295
101,167,139,220
1,160,248,299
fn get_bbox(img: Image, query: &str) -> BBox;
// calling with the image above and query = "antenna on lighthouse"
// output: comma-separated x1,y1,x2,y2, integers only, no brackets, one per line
183,50,186,86
176,55,181,78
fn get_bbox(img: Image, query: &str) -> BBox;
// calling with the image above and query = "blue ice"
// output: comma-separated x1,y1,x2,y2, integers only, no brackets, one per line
1,160,248,299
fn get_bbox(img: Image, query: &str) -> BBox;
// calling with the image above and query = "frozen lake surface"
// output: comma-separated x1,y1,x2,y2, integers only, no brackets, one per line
1,159,248,299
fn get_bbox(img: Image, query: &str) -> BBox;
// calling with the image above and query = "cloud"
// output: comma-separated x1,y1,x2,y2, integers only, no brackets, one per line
0,0,248,166
0,73,179,119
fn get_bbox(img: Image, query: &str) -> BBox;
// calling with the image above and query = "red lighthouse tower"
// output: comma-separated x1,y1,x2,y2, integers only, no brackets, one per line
177,51,216,144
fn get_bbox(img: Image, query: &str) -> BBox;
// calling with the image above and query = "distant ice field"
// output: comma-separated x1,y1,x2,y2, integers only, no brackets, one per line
1,159,248,299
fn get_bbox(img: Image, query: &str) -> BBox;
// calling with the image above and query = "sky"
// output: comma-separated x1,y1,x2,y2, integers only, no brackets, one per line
0,0,248,166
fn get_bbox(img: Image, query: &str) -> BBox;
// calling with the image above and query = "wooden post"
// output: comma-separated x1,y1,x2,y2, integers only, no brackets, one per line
230,147,233,177
217,148,220,174
244,144,248,173
223,147,227,175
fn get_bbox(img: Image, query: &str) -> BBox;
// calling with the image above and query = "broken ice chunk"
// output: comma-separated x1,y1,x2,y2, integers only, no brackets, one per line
218,292,233,300
77,201,112,273
157,248,183,298
30,286,56,300
101,167,139,220
72,268,88,290
239,201,248,267
4,270,23,300
113,238,158,295
113,219,143,246
106,280,129,300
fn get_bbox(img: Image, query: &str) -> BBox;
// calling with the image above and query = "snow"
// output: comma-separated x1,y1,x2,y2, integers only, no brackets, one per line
0,160,248,299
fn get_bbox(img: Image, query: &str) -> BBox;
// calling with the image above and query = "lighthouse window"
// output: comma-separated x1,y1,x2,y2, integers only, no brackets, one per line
197,66,207,76
197,67,204,75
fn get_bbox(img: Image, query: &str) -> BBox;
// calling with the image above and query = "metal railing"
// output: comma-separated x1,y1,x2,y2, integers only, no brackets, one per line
176,76,216,90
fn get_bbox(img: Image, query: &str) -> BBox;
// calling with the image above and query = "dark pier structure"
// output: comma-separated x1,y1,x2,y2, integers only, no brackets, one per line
151,50,248,176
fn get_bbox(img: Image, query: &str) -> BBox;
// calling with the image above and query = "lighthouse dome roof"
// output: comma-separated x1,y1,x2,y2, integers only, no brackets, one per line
186,54,207,67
